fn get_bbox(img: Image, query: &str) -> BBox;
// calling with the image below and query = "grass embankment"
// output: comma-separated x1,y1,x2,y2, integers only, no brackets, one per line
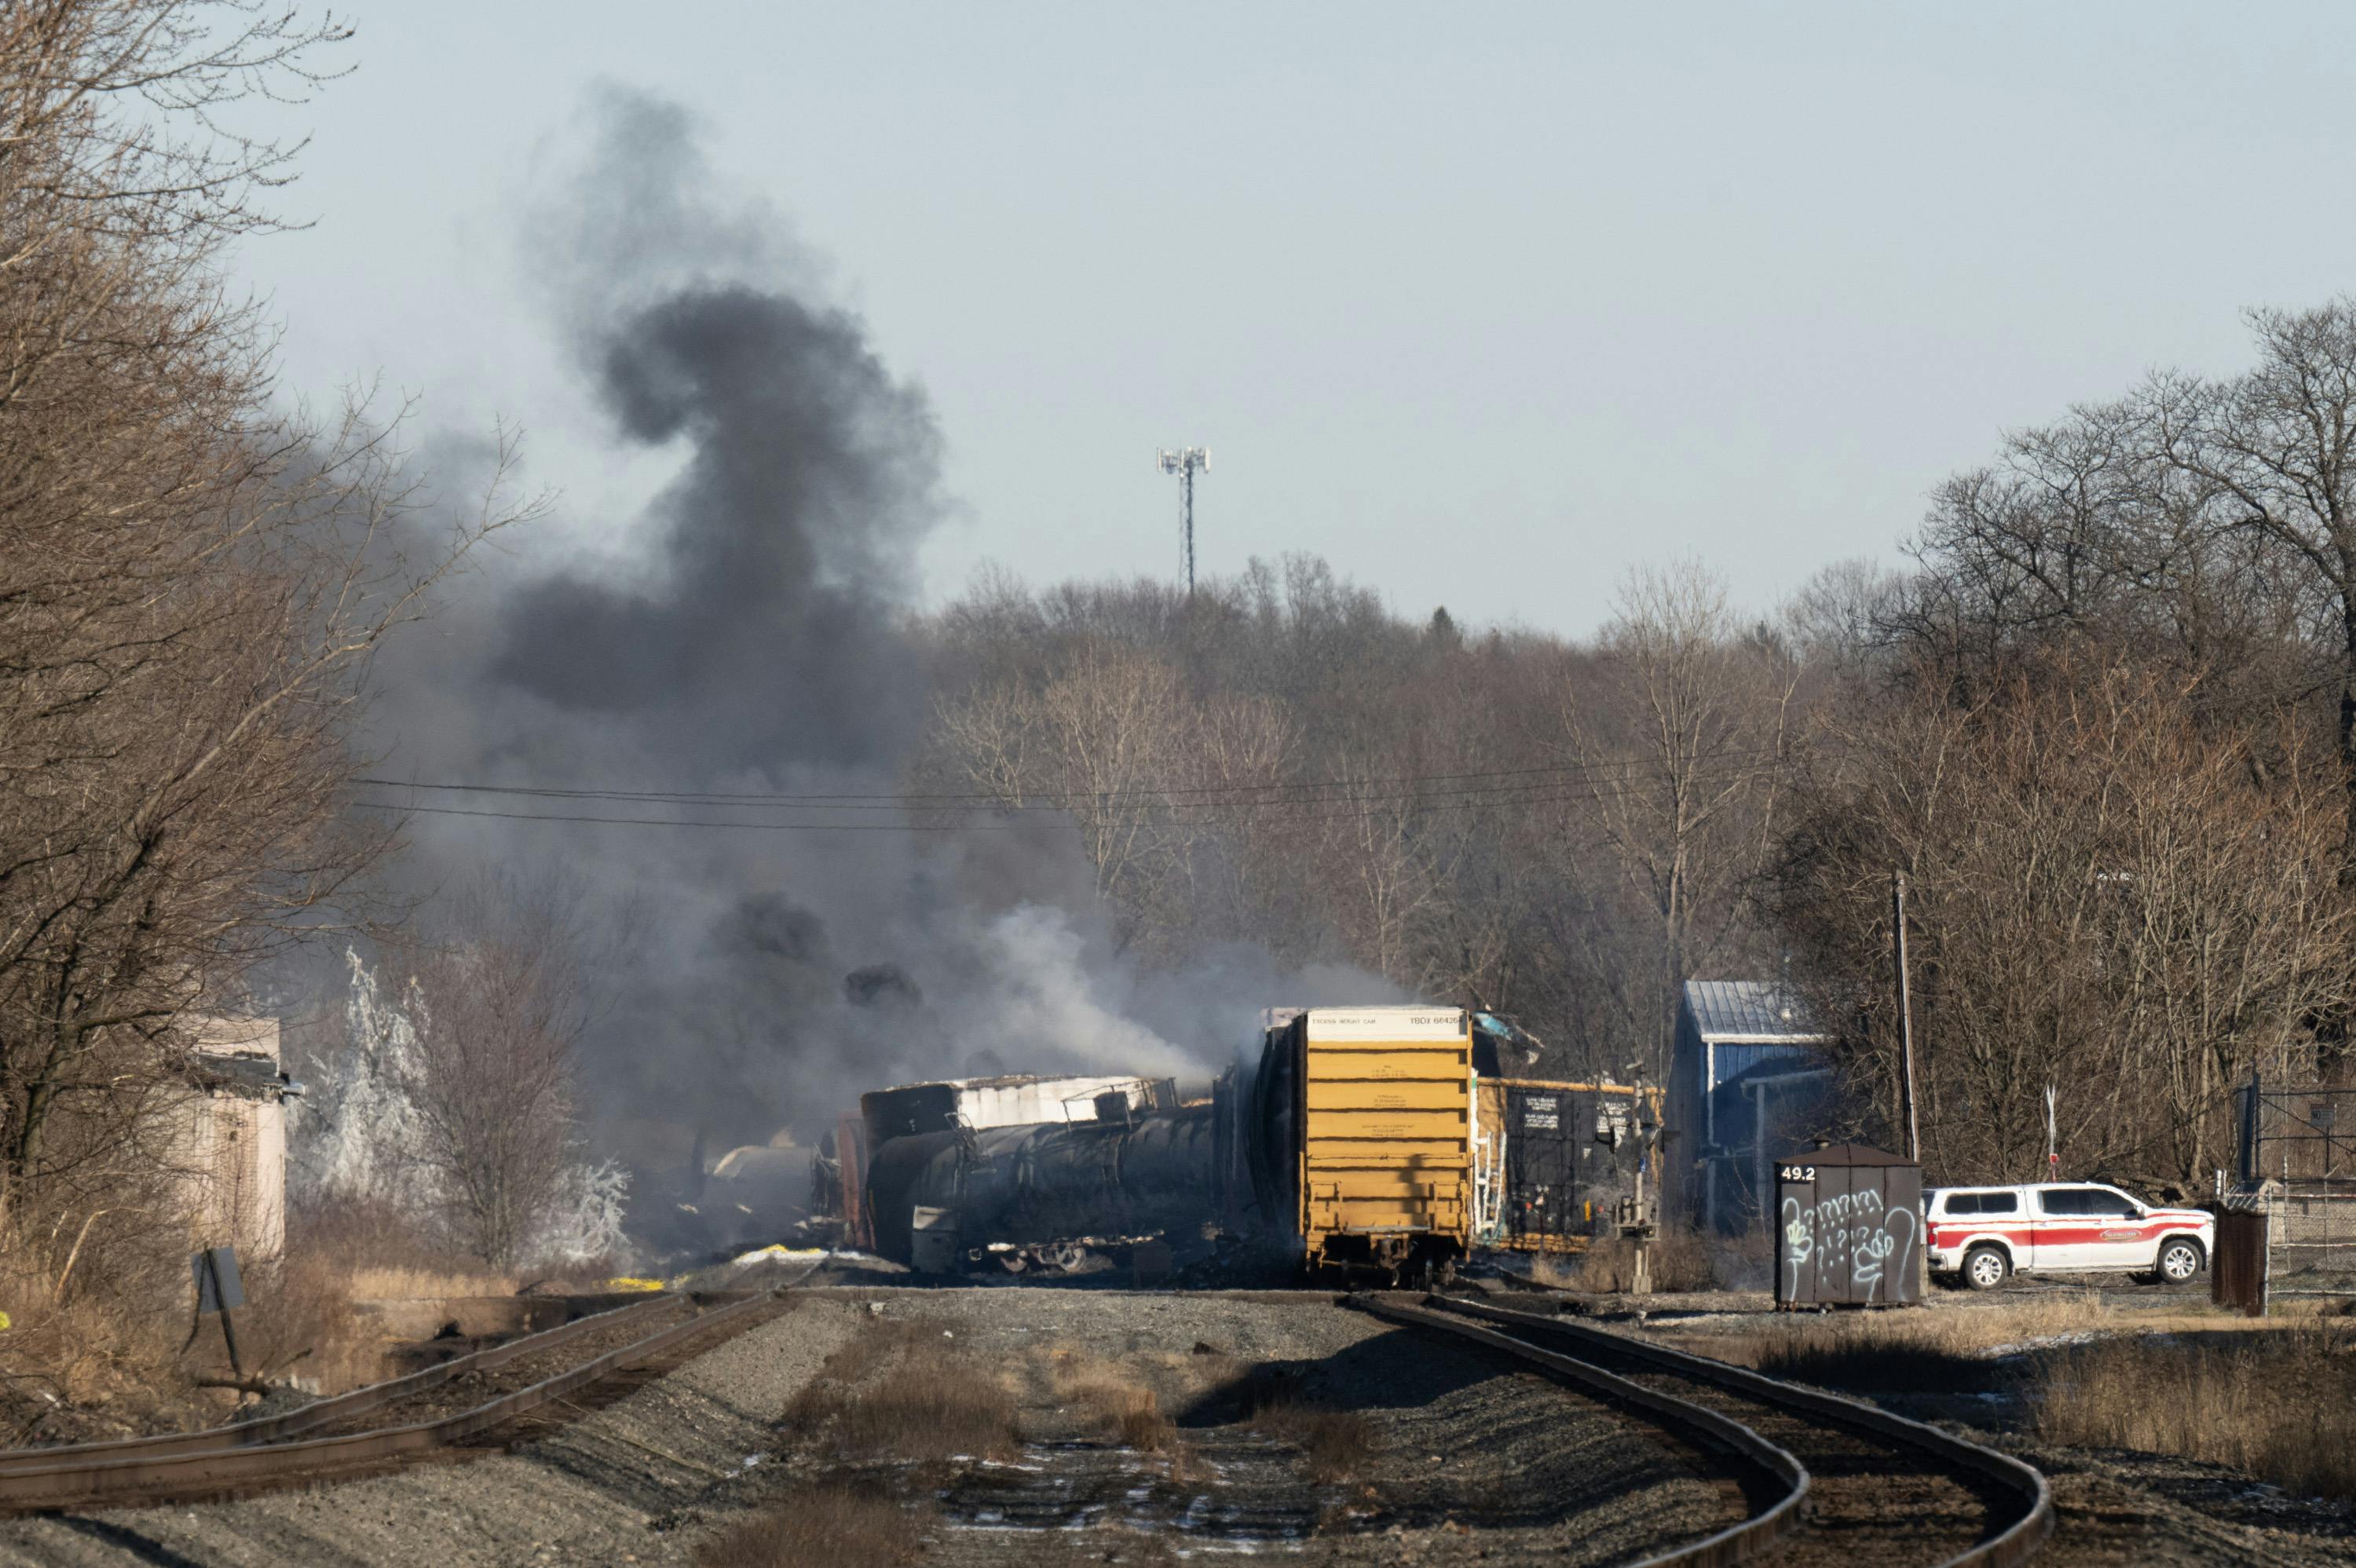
784,1317,1021,1464
1532,1228,1774,1294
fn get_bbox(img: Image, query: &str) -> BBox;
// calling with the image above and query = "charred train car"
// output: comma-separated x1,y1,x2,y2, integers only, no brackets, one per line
1472,1076,1661,1254
865,1104,1215,1271
856,1007,1479,1281
847,1006,1645,1280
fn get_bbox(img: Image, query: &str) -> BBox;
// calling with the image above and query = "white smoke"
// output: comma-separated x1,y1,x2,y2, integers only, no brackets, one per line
960,906,1204,1081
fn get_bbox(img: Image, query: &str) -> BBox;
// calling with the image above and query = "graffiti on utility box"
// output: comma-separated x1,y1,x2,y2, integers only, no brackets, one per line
1772,1146,1923,1307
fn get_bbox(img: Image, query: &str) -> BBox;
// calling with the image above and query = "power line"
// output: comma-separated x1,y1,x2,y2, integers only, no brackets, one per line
351,745,1792,810
347,760,1794,834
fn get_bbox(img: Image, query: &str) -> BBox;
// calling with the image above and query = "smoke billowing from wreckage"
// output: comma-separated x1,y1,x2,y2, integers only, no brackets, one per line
357,87,1395,1237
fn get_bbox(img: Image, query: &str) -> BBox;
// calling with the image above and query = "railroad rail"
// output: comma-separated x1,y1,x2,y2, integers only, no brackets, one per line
1358,1292,2052,1568
0,1286,788,1515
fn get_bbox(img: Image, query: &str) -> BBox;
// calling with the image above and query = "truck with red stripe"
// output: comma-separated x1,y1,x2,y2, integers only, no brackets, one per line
1924,1182,2211,1290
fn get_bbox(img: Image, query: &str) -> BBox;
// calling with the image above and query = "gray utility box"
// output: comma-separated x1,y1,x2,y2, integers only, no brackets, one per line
1772,1143,1923,1307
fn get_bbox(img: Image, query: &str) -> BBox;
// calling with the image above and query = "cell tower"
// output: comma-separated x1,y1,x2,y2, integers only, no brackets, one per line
1158,446,1209,598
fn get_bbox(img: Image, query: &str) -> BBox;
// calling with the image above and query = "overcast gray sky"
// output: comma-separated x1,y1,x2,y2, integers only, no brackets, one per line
232,2,2356,637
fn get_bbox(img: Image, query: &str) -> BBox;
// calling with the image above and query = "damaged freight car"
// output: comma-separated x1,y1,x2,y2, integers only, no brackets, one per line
1231,1005,1477,1282
1471,1076,1662,1254
831,1005,1656,1284
865,1103,1216,1274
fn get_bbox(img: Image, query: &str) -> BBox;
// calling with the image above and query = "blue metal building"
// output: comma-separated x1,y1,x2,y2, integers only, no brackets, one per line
1670,981,1833,1232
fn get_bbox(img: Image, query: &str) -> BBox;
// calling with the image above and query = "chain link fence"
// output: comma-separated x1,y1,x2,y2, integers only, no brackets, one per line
2222,1080,2356,1306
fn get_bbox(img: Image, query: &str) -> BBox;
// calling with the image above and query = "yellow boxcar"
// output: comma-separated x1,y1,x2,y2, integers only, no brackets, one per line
1286,1006,1473,1277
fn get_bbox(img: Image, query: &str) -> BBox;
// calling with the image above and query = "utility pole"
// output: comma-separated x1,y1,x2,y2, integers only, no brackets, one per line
1158,447,1209,598
1892,870,1920,1162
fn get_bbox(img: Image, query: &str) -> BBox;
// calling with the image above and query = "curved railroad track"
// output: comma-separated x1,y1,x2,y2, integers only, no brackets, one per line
0,1285,796,1515
1358,1292,2052,1568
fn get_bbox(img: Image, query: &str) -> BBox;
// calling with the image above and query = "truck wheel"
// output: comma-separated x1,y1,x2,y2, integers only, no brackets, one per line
1963,1245,2010,1291
2154,1237,2204,1285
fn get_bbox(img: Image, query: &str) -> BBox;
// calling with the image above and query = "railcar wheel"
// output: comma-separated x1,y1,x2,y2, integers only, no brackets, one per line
1963,1244,2010,1291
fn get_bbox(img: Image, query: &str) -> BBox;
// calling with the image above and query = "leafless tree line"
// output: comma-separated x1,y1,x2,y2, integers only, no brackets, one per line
923,555,1801,1088
0,2,531,1247
924,303,2356,1191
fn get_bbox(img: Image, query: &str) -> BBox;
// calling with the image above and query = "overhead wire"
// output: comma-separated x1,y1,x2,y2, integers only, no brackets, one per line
350,745,1792,812
346,755,1796,834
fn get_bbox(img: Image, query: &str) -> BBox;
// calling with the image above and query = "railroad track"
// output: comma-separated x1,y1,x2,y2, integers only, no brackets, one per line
0,1285,794,1515
1359,1292,2052,1568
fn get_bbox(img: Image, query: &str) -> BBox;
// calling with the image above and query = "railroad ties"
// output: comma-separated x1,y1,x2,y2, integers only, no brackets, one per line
1356,1293,2053,1568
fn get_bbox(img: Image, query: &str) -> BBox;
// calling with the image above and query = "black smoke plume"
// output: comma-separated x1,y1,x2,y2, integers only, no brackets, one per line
353,88,1389,1247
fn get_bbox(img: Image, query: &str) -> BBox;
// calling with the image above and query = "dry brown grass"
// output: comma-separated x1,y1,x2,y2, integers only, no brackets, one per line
1734,1292,2124,1387
786,1318,1019,1463
695,1482,922,1568
1537,1227,1729,1293
0,1201,191,1437
1248,1391,1378,1482
1666,1292,2356,1502
338,1264,522,1301
1045,1349,1177,1452
2036,1321,2356,1503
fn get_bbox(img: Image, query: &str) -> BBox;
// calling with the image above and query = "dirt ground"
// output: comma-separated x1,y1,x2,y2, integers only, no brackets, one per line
0,1287,1743,1567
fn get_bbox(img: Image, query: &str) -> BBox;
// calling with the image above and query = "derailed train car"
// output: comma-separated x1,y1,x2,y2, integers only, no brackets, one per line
844,1005,1651,1281
864,1103,1216,1271
1235,1006,1476,1280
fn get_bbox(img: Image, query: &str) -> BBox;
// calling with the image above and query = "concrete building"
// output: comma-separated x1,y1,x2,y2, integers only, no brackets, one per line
167,1016,294,1259
1669,981,1833,1233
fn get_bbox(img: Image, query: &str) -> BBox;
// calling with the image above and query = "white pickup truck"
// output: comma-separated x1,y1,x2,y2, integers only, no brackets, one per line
1924,1182,2211,1290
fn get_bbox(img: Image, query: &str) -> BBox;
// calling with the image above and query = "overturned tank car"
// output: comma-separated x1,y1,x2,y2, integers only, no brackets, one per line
866,1102,1216,1273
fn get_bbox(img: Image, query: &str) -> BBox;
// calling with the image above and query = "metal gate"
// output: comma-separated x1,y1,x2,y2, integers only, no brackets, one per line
2230,1077,2356,1299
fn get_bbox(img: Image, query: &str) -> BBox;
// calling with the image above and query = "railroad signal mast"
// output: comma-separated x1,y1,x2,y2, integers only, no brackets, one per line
1158,446,1209,598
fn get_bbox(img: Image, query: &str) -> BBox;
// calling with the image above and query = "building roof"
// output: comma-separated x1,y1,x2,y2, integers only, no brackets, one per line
1682,981,1828,1044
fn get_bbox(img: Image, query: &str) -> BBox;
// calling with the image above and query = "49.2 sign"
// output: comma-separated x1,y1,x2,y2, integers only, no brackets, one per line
1778,1164,1816,1182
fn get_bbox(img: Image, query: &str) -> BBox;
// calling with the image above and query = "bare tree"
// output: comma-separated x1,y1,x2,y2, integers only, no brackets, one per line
2150,300,2356,858
0,3,538,1204
390,876,610,1269
1559,561,1799,1076
1772,650,2354,1183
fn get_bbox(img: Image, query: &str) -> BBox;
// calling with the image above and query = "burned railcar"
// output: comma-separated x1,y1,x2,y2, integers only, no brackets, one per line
865,1102,1216,1271
860,1073,1176,1142
853,1009,1477,1280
